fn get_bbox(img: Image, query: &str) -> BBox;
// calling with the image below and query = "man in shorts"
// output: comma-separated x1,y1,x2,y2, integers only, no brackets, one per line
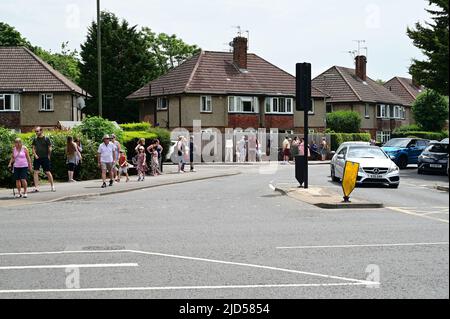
31,127,55,192
97,135,116,188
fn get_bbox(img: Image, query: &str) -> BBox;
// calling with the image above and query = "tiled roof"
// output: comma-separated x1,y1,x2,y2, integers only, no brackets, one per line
0,46,90,96
312,66,406,105
127,50,327,100
384,77,424,106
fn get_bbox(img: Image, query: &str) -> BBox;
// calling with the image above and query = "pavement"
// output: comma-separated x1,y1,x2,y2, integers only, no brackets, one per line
0,163,448,299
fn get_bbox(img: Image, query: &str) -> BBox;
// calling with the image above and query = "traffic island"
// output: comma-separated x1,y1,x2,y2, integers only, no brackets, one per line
274,184,384,209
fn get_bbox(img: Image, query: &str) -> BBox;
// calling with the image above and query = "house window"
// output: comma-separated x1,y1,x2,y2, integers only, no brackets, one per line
376,131,391,144
40,94,54,111
265,97,293,114
401,107,406,120
326,103,333,113
228,96,258,113
157,97,168,110
0,94,20,111
309,99,315,115
376,104,388,118
364,103,370,118
200,96,212,113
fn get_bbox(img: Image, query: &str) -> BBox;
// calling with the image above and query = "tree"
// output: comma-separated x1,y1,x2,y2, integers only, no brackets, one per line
407,0,449,95
79,11,200,123
412,89,449,131
0,22,30,47
326,111,362,133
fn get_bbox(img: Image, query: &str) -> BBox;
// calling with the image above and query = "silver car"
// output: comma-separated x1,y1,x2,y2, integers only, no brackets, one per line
330,145,400,188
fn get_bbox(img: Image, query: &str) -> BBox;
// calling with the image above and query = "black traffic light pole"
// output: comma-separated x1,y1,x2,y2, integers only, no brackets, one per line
296,63,312,189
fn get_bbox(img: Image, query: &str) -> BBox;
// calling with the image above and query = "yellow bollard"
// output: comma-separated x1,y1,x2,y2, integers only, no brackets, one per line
342,161,360,203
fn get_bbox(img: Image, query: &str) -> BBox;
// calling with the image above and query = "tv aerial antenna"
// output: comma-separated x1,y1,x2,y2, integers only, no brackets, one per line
353,40,366,56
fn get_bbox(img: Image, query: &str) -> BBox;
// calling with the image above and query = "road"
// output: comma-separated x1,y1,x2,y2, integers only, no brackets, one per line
0,164,448,299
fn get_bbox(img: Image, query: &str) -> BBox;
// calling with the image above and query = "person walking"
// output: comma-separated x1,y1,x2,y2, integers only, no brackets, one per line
135,138,145,154
189,136,195,172
136,146,148,181
225,137,234,162
282,136,291,164
176,136,186,173
8,138,32,198
117,150,130,182
320,137,328,161
73,137,83,181
155,139,164,173
31,127,55,192
237,136,246,163
298,138,311,158
149,144,161,176
110,134,121,182
66,136,82,183
97,135,116,188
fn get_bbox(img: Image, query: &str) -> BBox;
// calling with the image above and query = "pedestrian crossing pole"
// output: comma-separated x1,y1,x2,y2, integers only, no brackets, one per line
296,63,312,189
97,0,102,117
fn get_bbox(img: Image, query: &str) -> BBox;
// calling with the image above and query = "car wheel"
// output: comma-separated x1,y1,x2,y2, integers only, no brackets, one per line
331,166,340,182
389,184,399,189
398,155,408,169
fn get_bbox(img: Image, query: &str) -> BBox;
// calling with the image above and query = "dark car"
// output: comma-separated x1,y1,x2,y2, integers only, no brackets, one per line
418,141,449,175
382,138,430,169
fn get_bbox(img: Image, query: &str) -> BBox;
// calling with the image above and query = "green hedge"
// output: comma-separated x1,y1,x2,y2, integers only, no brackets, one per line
326,111,362,133
120,122,152,132
391,131,448,141
329,133,371,151
0,127,17,187
73,116,122,144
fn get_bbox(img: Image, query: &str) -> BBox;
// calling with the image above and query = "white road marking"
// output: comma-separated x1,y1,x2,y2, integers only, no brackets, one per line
0,282,376,294
0,250,131,257
388,207,449,224
0,263,138,270
277,242,449,250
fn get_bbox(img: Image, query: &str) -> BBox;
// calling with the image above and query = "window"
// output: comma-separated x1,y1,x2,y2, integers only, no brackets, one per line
309,99,315,115
228,96,259,113
157,97,168,110
326,103,333,113
200,96,212,113
364,103,370,118
401,107,406,120
265,97,293,114
0,94,20,111
40,93,54,111
377,104,388,118
376,131,391,144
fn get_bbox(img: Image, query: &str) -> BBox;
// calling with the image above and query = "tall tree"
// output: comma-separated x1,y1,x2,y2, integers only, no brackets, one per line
79,11,158,122
407,0,449,95
412,89,449,131
0,22,30,47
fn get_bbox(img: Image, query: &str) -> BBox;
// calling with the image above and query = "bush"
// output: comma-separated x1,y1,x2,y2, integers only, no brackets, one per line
122,131,157,144
73,116,122,144
412,89,449,132
326,111,362,133
391,131,448,141
393,124,422,133
120,122,152,132
0,127,17,187
329,133,371,151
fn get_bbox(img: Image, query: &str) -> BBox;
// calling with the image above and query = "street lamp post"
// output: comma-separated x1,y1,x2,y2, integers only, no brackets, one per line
97,0,102,117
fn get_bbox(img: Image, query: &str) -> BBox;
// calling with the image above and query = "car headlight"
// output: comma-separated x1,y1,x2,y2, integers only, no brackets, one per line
388,165,399,173
419,155,430,159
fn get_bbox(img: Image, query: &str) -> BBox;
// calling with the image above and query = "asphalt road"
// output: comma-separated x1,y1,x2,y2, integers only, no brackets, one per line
0,164,448,299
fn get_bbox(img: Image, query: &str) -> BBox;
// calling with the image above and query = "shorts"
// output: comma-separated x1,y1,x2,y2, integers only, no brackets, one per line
33,157,51,172
101,162,114,171
119,167,128,174
67,163,76,172
13,167,28,181
283,149,291,157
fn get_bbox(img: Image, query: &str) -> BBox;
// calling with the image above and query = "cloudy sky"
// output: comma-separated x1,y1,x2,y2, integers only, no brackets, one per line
0,0,433,79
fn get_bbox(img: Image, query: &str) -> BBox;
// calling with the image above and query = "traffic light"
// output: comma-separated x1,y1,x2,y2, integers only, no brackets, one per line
296,63,312,112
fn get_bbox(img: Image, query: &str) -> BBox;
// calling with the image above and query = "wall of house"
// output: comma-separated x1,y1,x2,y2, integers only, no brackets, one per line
0,112,20,129
294,98,327,131
20,93,72,129
179,95,227,129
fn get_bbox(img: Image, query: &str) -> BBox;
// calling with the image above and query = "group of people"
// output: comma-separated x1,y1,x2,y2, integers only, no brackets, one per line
282,136,328,164
175,135,195,173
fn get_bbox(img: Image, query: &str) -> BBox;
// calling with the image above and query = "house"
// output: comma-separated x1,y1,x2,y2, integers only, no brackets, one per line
312,56,411,142
127,36,328,134
384,76,424,107
0,47,90,132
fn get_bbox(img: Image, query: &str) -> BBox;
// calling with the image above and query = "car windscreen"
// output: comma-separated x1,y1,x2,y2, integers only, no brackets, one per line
347,147,388,159
383,139,410,148
426,143,449,154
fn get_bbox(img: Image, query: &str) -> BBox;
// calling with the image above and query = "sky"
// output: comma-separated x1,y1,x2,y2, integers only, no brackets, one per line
0,0,433,80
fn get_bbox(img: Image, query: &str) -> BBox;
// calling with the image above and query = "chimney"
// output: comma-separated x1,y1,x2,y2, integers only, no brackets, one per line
355,55,367,81
232,36,248,70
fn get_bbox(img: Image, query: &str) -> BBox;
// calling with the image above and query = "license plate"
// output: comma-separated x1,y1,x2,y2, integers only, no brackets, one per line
430,164,442,168
369,174,383,179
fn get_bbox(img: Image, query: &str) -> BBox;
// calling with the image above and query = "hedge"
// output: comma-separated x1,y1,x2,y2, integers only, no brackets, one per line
326,111,362,133
0,127,17,187
73,116,122,144
120,122,152,132
329,133,371,151
391,131,449,141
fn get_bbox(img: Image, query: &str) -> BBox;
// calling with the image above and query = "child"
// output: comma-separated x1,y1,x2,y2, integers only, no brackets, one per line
137,146,147,181
150,145,161,176
117,150,130,182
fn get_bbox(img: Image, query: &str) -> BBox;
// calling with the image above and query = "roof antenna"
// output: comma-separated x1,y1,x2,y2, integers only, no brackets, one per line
362,46,368,59
245,30,250,50
232,25,242,37
353,40,366,56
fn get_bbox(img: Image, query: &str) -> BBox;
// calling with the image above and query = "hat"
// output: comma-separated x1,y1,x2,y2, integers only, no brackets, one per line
111,133,116,138
103,134,110,140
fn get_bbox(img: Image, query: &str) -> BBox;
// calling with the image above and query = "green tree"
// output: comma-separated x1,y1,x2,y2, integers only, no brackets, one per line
412,89,449,131
407,0,449,95
326,111,362,133
0,22,30,47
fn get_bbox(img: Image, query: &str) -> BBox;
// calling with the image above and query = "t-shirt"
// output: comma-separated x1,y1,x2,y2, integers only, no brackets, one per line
98,143,115,163
32,136,51,158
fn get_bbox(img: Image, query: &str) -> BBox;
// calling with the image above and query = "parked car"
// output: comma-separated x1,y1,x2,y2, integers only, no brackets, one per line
441,138,449,144
381,138,430,169
418,141,449,175
330,145,400,188
331,141,371,159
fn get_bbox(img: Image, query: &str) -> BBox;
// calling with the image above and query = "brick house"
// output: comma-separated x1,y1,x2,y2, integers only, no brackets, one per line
312,56,411,142
127,36,328,134
384,76,424,107
0,47,90,132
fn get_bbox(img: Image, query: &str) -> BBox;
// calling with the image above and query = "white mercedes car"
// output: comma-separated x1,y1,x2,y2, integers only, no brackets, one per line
330,145,400,188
